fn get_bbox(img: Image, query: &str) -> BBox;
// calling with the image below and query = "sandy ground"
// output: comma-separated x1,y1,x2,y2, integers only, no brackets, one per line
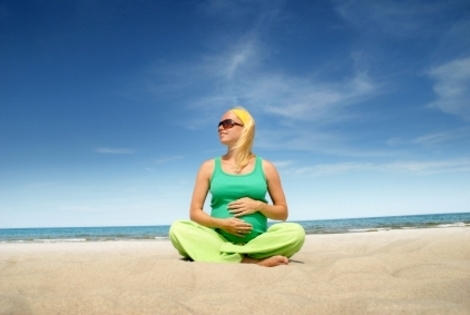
1,227,469,315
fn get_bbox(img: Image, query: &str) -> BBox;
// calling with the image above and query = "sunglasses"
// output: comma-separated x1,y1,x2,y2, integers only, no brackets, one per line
218,119,244,129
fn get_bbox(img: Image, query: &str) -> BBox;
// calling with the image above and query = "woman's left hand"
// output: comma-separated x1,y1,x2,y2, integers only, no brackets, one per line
228,197,262,217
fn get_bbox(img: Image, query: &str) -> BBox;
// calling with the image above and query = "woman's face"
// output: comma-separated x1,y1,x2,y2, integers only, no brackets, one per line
218,111,244,146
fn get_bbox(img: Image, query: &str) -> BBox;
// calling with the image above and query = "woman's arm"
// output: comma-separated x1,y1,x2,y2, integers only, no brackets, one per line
258,160,288,220
189,159,219,227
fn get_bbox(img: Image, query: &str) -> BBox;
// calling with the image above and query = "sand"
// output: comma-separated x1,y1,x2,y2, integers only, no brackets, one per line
1,227,469,315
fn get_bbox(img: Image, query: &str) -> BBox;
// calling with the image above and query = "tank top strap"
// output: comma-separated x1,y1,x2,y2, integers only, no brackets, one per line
255,156,262,167
214,156,221,170
210,156,222,182
254,156,265,179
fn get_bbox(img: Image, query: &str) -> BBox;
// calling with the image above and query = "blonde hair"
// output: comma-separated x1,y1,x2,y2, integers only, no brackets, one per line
230,107,255,172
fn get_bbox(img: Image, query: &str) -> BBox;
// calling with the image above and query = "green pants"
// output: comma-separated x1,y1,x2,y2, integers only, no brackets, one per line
169,220,305,263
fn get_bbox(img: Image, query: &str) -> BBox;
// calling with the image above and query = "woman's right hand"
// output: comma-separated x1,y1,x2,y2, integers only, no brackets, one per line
219,218,253,237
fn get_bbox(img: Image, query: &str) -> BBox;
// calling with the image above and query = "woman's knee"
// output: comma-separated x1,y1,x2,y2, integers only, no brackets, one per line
272,223,306,254
286,223,305,244
271,222,305,240
169,220,192,242
169,220,192,257
281,223,305,257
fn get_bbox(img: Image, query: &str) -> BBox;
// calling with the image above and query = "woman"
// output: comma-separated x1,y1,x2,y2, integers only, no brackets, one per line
169,107,305,267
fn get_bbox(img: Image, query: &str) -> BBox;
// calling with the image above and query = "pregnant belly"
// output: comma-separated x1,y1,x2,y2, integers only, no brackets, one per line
212,208,267,243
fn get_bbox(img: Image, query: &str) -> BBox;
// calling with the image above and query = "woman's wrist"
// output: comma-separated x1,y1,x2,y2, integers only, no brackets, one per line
210,217,223,229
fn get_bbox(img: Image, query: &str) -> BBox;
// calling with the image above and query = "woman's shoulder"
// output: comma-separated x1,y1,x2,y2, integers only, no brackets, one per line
259,156,273,167
200,158,216,168
198,158,217,176
260,158,279,177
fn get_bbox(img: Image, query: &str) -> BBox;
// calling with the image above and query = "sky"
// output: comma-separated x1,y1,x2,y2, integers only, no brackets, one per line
1,0,469,228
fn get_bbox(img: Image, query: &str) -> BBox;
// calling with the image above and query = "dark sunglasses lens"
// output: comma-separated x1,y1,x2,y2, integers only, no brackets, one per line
223,120,235,129
219,119,234,129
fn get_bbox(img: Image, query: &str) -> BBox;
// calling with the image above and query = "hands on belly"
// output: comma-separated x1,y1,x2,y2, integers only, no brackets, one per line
219,217,253,237
227,197,262,217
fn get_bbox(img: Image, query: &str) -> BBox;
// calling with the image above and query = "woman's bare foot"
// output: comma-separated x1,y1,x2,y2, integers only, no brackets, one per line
241,255,289,267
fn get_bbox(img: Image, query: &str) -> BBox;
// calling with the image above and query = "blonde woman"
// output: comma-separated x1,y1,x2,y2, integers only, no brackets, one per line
169,107,305,267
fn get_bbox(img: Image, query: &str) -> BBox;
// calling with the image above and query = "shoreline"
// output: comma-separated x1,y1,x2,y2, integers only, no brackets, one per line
1,219,469,244
1,227,469,315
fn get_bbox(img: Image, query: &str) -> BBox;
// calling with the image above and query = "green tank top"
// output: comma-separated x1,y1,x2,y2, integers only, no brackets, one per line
210,156,268,243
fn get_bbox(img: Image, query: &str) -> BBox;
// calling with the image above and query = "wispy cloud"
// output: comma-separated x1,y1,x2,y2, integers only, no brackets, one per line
289,162,373,176
201,0,283,23
182,34,383,156
60,203,157,213
142,0,383,128
333,0,458,38
387,127,470,148
426,57,470,120
254,72,377,122
186,43,379,125
412,128,470,147
60,206,98,213
153,156,184,164
256,127,392,157
147,30,381,157
203,36,261,81
95,147,135,155
285,158,470,177
272,160,295,168
384,158,470,173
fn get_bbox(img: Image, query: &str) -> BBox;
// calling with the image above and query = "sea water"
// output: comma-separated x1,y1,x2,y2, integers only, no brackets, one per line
1,212,469,243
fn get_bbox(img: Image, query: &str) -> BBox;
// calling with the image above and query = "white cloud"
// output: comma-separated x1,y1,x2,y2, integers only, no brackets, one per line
272,160,295,168
290,162,373,176
334,0,457,38
193,44,380,156
141,0,383,129
95,147,135,154
426,57,470,120
153,156,184,164
412,128,470,147
177,47,381,156
60,206,98,213
201,0,283,22
386,127,470,148
201,36,262,81
254,71,377,122
284,158,470,177
386,137,405,147
384,159,470,173
188,52,378,125
141,0,382,157
255,126,394,158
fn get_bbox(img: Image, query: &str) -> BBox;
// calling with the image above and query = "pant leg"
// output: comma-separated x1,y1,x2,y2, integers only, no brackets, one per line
219,222,305,259
169,220,243,263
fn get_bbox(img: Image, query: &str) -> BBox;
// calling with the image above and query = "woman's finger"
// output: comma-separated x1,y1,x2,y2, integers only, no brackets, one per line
235,228,247,235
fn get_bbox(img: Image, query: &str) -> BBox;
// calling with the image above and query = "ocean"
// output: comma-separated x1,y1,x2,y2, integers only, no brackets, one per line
1,212,469,243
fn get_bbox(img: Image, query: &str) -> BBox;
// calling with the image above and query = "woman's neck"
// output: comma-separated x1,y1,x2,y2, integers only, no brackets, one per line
222,147,236,160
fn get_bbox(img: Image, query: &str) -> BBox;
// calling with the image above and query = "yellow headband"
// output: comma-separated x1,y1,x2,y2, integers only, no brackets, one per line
230,108,250,125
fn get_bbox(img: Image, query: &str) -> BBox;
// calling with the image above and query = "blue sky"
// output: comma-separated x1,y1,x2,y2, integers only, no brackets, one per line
1,0,469,228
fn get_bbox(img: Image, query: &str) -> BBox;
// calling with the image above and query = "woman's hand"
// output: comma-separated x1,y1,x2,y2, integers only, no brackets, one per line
219,217,253,237
228,197,263,217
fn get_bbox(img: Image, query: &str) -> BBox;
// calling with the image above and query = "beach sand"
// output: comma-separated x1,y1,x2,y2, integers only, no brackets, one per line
1,227,469,315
